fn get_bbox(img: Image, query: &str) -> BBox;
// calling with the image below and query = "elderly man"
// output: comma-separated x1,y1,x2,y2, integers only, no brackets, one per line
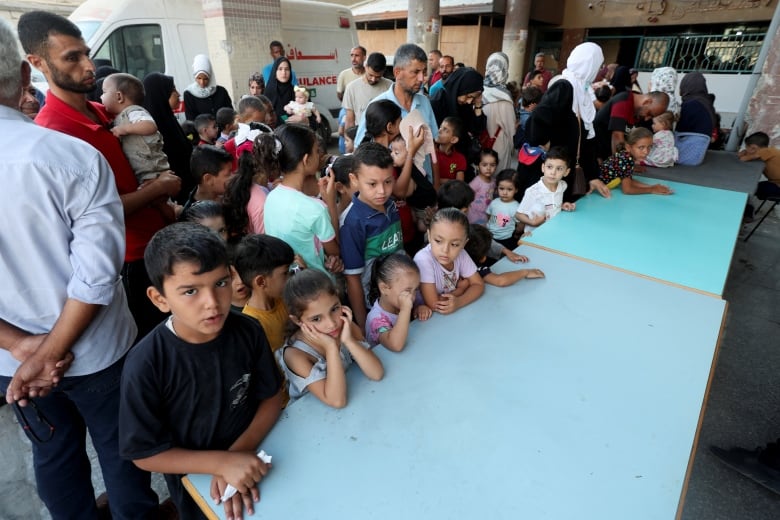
343,51,392,130
354,43,439,180
0,17,159,519
523,52,553,92
337,45,366,101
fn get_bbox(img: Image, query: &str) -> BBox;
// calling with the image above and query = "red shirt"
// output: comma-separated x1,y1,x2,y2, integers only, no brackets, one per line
36,92,165,262
436,148,467,181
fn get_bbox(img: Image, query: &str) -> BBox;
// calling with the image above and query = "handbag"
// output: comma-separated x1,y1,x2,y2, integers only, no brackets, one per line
572,115,588,196
478,126,502,150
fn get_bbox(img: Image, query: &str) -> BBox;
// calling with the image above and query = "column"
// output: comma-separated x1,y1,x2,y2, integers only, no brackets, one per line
407,0,440,54
502,0,532,85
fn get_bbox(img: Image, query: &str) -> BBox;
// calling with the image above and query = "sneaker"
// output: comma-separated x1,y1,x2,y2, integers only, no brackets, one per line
710,445,780,495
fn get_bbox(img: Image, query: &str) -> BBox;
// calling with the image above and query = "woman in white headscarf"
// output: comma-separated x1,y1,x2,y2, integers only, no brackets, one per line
481,52,517,172
519,42,610,201
183,54,233,121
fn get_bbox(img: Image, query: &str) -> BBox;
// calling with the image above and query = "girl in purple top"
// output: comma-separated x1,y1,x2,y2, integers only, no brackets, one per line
414,208,485,315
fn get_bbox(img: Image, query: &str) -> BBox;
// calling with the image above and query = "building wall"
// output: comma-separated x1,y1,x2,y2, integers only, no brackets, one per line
562,0,774,29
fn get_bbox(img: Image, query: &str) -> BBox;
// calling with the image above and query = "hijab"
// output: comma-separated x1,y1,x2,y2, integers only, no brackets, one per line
680,71,717,128
650,67,680,114
185,54,217,99
560,42,603,138
265,57,295,126
484,52,509,90
610,65,632,94
87,65,119,103
430,66,484,126
143,73,193,200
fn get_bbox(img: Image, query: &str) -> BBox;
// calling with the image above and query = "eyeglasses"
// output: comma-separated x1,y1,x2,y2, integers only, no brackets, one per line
13,400,54,444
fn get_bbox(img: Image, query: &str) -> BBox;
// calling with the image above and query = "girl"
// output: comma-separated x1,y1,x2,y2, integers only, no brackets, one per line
178,200,227,241
262,124,343,274
468,148,498,224
265,57,295,127
599,127,674,195
486,169,521,250
278,269,384,408
248,72,265,97
644,111,678,168
366,254,432,351
414,208,485,315
284,86,322,128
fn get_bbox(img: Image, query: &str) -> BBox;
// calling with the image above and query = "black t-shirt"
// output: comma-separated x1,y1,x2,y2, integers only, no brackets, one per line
593,91,632,160
119,311,281,517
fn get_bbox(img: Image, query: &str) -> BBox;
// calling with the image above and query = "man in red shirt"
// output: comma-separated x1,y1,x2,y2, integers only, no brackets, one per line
22,10,180,341
593,90,669,161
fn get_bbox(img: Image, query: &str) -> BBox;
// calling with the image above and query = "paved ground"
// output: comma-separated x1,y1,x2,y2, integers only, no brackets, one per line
2,206,779,519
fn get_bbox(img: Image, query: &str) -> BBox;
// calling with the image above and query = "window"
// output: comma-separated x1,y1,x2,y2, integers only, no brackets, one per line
92,25,165,79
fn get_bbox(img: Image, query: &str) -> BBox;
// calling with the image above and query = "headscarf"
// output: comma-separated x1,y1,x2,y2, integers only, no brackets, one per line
650,67,680,114
484,52,509,91
87,65,120,102
185,54,217,99
560,42,603,138
610,65,632,94
143,73,193,201
265,57,295,126
429,66,484,126
680,71,717,128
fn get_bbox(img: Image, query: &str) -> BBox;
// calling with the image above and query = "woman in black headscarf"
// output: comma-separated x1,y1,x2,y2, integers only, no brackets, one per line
264,57,295,127
429,66,487,163
675,72,717,165
143,73,194,203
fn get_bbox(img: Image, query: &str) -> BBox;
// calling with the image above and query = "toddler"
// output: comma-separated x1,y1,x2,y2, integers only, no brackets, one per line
599,127,673,195
644,111,678,168
486,169,521,250
277,269,384,408
465,224,543,287
366,254,431,351
467,148,498,224
284,86,322,127
194,113,218,145
517,146,576,234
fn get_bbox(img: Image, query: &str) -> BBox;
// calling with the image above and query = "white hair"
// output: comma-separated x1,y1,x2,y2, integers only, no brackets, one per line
0,19,22,101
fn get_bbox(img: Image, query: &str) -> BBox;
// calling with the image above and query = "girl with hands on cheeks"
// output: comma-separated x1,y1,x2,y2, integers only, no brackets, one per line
277,270,383,408
365,253,432,351
414,208,485,315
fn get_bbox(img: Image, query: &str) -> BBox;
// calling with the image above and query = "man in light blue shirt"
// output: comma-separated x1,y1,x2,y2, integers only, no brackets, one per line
355,43,439,180
0,15,157,519
262,40,297,85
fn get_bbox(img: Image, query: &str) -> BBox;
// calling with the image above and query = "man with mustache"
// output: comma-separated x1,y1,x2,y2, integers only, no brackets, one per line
20,10,180,342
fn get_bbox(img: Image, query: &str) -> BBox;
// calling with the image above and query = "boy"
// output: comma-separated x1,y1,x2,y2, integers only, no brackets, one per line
181,145,233,213
739,131,780,200
435,116,467,183
119,223,283,520
340,142,404,328
331,154,358,224
344,125,358,154
194,113,218,145
514,86,542,149
465,224,543,287
216,106,238,145
517,146,576,235
101,72,176,222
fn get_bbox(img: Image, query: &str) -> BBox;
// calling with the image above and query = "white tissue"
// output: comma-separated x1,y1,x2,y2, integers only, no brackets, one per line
219,450,272,502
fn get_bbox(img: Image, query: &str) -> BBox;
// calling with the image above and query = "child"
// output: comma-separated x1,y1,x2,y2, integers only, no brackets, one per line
234,234,294,353
599,127,673,195
366,253,432,351
332,155,358,222
215,106,238,145
514,86,542,149
181,144,234,213
739,131,780,199
223,139,270,238
438,180,525,263
644,111,678,168
486,169,521,250
465,224,544,286
517,146,576,234
237,95,267,124
194,113,218,145
468,148,498,225
390,133,436,231
436,116,467,183
181,119,198,145
119,223,283,520
340,142,404,328
262,124,343,275
344,125,358,154
178,200,227,241
284,86,321,129
101,73,169,184
414,208,485,315
101,73,176,223
277,269,384,408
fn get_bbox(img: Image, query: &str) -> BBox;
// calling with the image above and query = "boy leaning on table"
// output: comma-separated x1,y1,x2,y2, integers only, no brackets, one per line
739,131,780,221
119,223,283,520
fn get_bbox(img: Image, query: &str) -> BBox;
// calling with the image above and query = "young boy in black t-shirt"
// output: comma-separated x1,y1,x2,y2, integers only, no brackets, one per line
119,222,283,520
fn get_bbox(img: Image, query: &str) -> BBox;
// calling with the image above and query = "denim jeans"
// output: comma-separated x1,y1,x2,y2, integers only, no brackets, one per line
0,357,159,520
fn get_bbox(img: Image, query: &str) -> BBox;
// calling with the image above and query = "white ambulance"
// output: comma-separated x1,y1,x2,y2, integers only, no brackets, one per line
68,0,359,139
